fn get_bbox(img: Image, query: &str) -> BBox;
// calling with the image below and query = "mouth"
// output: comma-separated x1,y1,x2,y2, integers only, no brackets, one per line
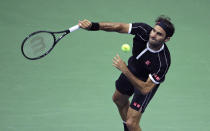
150,37,156,41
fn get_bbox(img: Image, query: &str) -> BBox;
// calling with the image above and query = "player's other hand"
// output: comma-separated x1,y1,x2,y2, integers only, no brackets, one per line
112,54,128,73
78,19,92,30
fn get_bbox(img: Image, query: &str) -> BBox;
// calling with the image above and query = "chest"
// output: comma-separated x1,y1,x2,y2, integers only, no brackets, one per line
133,50,161,73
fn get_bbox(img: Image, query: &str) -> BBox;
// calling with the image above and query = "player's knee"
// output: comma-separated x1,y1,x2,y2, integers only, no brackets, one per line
112,90,129,108
112,94,119,104
112,94,124,107
126,119,139,130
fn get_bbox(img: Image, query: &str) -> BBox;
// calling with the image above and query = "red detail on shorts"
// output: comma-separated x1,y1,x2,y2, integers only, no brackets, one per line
133,102,141,108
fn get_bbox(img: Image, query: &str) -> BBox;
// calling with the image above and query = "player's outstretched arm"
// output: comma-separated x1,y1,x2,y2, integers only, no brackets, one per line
79,19,130,33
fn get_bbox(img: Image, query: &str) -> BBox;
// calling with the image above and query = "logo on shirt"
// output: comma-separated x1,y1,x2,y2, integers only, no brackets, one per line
145,60,151,66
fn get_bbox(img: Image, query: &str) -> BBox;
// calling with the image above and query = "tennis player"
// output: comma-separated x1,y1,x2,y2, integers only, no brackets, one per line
78,15,175,131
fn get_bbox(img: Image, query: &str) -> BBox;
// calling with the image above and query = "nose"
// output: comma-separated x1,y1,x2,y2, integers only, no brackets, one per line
152,31,157,37
151,32,157,39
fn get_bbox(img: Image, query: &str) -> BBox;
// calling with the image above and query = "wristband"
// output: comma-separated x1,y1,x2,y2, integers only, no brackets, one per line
89,22,100,31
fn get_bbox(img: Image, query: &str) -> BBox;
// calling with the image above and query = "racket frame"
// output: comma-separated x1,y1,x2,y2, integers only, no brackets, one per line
21,30,70,60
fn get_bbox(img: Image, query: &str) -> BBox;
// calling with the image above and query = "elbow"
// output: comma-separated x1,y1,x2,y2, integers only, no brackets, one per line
138,84,153,95
140,89,150,95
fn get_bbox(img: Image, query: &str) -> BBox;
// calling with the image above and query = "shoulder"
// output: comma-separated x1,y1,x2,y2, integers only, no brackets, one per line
158,44,171,67
163,44,171,63
130,23,153,35
129,23,152,42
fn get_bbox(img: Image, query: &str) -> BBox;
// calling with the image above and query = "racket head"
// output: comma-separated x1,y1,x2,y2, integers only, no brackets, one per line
21,31,56,60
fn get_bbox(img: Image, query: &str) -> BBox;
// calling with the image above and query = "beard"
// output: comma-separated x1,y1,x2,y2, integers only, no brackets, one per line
149,37,164,48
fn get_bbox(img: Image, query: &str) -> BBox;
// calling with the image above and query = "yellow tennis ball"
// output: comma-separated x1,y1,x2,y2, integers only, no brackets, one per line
121,44,130,52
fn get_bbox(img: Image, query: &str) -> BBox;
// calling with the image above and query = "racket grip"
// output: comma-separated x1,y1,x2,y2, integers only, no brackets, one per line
69,25,80,32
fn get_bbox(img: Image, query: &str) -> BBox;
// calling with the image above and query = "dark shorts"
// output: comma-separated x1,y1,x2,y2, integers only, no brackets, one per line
115,73,159,113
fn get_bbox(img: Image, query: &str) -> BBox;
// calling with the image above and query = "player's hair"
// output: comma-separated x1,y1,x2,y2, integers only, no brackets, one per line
155,15,175,37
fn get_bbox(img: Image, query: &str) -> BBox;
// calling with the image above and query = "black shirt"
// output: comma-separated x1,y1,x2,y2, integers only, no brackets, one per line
128,23,171,84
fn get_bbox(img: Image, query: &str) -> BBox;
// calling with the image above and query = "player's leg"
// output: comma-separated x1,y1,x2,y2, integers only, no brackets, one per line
126,107,142,131
114,73,134,121
112,89,130,131
112,89,130,121
126,85,160,131
114,73,135,130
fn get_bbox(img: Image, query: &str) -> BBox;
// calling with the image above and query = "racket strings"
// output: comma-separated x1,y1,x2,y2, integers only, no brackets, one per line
22,32,55,59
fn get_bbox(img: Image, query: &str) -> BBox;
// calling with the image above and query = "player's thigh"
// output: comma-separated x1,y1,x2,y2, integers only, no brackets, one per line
112,89,130,105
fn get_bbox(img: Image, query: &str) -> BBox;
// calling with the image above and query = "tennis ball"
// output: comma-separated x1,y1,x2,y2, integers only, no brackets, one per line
121,43,131,52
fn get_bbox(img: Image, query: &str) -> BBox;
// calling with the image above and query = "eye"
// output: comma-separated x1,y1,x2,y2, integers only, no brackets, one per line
157,32,163,36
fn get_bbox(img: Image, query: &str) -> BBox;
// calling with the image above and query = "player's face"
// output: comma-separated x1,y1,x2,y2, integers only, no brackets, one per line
149,25,168,48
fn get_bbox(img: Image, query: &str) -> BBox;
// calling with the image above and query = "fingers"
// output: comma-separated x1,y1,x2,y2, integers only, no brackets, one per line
116,54,120,58
112,54,120,63
113,54,120,60
112,54,122,68
112,58,118,67
112,54,128,73
112,56,118,63
78,19,92,29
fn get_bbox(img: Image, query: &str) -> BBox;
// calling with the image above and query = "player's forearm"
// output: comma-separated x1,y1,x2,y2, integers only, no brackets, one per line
78,19,129,33
122,68,152,95
98,22,128,33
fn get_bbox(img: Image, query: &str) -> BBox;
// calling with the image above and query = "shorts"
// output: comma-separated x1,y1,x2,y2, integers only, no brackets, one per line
115,73,160,113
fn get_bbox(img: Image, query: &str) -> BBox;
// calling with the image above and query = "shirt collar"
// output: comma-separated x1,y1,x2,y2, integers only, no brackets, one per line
147,42,165,53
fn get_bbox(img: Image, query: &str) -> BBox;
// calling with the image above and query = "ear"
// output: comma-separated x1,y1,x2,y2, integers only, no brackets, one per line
164,37,170,43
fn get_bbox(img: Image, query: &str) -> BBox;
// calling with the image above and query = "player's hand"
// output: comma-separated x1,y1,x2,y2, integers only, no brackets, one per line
112,54,128,73
78,19,92,30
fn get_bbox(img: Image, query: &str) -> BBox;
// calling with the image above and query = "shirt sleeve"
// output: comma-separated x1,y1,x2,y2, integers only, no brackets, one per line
128,23,152,41
149,64,169,85
129,23,152,35
128,23,132,34
149,74,162,84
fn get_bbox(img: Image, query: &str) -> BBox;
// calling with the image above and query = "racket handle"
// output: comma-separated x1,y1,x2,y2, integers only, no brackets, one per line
69,25,80,32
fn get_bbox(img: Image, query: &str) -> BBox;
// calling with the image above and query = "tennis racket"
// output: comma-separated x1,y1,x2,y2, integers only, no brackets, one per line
21,25,80,60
